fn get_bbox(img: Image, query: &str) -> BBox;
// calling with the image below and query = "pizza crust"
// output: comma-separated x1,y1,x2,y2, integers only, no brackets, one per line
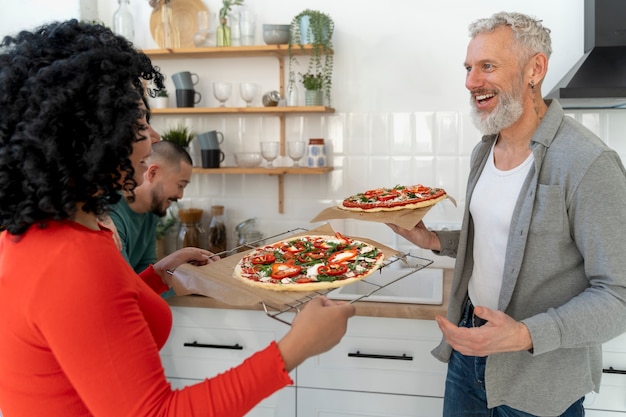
233,235,385,292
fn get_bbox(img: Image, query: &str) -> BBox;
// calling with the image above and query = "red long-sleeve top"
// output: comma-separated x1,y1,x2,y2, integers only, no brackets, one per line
0,221,292,416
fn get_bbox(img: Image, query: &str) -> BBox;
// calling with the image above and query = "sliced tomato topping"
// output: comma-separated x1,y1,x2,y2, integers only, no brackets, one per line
364,188,385,197
297,250,326,263
270,263,302,279
313,241,333,249
376,190,400,201
295,277,315,283
319,263,349,276
281,241,306,253
251,253,276,265
327,249,358,264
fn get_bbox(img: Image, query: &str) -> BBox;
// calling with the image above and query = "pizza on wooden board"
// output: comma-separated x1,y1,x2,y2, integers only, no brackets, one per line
233,232,385,292
339,184,447,212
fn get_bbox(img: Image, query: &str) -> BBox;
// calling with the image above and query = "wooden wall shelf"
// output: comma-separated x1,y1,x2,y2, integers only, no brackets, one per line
143,44,333,59
151,106,335,115
145,46,335,213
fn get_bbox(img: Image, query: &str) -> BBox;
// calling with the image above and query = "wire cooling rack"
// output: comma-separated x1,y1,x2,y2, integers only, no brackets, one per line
261,252,434,326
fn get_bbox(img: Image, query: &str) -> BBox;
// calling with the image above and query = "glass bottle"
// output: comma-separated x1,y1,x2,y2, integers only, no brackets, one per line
208,205,227,257
177,208,207,249
216,16,231,47
112,0,135,42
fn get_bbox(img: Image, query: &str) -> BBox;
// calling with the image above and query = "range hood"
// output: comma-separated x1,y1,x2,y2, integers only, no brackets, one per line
546,0,626,108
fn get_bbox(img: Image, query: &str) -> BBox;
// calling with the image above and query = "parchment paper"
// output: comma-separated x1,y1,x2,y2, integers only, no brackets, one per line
166,223,401,308
310,196,456,230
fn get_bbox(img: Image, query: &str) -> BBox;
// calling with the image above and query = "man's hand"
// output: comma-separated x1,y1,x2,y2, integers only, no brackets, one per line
386,220,441,251
153,247,220,278
435,306,533,356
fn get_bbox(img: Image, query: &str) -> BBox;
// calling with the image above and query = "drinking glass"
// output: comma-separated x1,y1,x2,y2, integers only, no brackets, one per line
287,141,305,166
213,82,232,107
260,141,279,168
239,82,258,107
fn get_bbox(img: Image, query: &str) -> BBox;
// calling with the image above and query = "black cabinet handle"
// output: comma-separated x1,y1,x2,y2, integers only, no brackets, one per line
348,351,413,361
183,341,243,350
603,367,626,375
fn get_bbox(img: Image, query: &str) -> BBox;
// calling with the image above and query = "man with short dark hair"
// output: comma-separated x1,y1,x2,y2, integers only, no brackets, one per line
110,140,193,276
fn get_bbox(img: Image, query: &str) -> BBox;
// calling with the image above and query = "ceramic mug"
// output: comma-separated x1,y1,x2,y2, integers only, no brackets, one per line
176,89,202,108
171,71,199,90
201,149,225,168
196,130,224,149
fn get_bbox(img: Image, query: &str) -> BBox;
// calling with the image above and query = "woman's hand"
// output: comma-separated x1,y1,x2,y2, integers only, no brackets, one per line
152,247,220,278
277,297,356,371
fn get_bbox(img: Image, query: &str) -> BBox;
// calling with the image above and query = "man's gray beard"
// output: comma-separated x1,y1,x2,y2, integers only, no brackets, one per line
469,89,524,136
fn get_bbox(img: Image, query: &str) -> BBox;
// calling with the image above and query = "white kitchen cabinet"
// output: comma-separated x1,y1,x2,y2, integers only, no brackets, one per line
162,306,446,416
297,387,443,417
297,315,447,397
584,332,626,415
160,307,295,417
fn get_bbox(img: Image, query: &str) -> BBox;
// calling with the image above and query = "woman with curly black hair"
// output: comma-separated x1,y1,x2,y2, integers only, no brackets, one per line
0,20,354,417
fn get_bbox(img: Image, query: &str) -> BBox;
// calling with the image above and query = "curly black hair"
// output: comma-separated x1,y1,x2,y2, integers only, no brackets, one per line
0,20,165,235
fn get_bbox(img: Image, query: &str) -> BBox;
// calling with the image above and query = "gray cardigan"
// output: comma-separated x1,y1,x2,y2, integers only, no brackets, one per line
432,100,626,416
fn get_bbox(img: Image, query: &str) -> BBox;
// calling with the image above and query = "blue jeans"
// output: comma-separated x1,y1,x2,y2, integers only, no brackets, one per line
442,300,585,417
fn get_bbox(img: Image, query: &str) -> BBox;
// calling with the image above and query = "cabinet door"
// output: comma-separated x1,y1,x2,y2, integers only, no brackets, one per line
297,387,443,417
168,378,295,417
160,307,293,381
584,332,626,413
297,316,447,397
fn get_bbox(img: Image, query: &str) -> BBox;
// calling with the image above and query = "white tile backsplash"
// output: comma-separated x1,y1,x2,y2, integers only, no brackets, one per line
174,108,625,267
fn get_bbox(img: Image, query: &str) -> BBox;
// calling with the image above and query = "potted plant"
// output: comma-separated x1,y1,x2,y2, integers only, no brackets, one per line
217,0,244,47
154,88,169,109
288,9,334,107
300,71,329,106
161,124,195,149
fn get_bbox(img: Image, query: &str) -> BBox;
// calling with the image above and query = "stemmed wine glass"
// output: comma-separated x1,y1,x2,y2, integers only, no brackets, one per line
213,82,232,107
287,141,306,166
260,141,279,168
239,82,258,107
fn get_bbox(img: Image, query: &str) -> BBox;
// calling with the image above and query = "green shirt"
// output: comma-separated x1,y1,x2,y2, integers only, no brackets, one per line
109,197,159,275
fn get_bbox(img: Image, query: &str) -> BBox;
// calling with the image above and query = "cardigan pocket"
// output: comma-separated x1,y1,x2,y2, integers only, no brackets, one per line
529,184,566,234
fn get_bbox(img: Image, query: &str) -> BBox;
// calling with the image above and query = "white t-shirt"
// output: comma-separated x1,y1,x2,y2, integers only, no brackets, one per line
468,142,534,310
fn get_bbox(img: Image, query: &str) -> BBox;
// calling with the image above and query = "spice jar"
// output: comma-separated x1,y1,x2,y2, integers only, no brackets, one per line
208,205,227,257
307,138,326,167
177,208,207,249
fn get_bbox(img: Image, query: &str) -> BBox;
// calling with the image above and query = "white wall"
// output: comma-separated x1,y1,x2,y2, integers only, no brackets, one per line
92,0,585,113
5,1,625,267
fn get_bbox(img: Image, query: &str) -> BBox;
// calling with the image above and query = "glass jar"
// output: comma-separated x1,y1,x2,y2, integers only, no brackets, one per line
112,0,135,42
177,208,207,249
208,205,227,257
235,218,264,252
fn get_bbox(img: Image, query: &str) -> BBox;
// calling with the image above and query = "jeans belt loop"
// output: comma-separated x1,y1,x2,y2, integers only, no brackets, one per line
468,298,488,327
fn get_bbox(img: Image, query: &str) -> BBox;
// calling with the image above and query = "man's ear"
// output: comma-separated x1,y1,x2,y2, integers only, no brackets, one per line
145,164,159,182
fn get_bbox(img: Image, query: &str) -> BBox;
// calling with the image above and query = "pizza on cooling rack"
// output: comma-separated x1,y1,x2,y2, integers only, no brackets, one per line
339,184,447,212
233,232,385,292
